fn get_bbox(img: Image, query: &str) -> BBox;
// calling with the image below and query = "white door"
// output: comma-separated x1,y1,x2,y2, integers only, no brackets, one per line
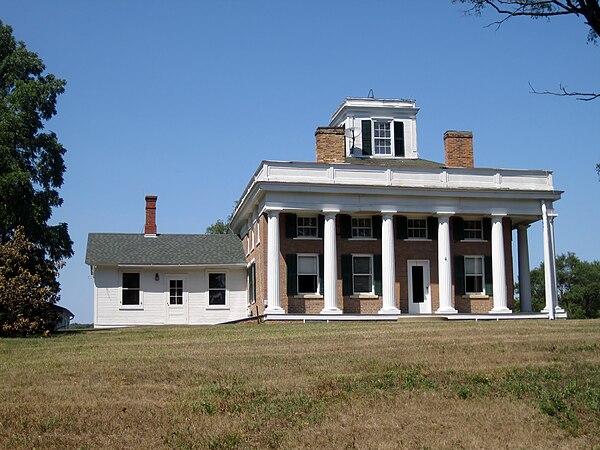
408,260,431,314
166,277,188,324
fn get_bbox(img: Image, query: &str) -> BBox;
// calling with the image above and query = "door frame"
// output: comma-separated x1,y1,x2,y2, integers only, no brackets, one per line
407,260,431,314
165,274,189,324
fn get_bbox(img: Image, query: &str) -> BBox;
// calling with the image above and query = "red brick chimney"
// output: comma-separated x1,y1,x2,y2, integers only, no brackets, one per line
444,131,474,168
315,127,345,163
144,195,157,235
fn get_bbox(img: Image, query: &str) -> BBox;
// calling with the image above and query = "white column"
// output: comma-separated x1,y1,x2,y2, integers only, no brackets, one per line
266,210,284,314
541,202,560,318
436,214,457,314
548,211,565,314
490,216,511,313
379,213,400,314
321,212,341,314
517,224,532,313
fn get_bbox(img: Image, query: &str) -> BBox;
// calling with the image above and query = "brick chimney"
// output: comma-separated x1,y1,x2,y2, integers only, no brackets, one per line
144,195,157,236
315,127,345,163
444,131,474,168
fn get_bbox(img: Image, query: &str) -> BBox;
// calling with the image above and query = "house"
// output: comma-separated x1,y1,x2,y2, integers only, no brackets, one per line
86,96,564,327
49,304,74,330
229,97,564,319
85,196,249,327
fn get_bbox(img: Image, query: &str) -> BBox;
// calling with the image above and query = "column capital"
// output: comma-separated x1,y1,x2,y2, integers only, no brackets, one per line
381,212,396,220
265,208,282,218
517,223,530,231
322,208,340,218
435,211,455,218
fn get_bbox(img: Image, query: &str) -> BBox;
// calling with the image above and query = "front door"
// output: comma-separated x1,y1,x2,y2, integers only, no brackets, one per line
166,277,188,324
408,260,431,314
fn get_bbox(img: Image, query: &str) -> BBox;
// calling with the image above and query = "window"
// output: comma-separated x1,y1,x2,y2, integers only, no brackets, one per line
248,263,256,304
465,256,484,294
352,217,372,238
373,121,392,155
169,279,183,305
297,255,318,294
464,219,483,240
407,218,427,239
122,273,140,305
353,255,373,294
297,216,318,238
209,273,226,306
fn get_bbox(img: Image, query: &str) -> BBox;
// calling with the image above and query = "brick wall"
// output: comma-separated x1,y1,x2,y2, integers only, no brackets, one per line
315,127,345,163
444,131,474,168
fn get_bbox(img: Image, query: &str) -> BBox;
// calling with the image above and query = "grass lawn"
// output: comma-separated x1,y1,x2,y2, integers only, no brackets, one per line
1,320,599,449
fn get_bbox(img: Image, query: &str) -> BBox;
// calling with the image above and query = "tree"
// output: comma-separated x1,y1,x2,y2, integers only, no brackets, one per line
452,0,600,100
0,227,61,336
529,253,600,318
205,219,230,234
0,20,72,263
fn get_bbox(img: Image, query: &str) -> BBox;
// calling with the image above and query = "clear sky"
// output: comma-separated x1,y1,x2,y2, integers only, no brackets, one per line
2,1,599,324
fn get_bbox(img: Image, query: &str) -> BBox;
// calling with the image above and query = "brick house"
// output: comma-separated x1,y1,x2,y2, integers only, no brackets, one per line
230,97,564,319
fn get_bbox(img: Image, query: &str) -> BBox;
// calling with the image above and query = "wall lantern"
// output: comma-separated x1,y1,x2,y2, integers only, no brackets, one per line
155,273,160,282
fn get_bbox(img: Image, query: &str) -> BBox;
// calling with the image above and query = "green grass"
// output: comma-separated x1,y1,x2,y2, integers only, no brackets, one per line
1,320,599,449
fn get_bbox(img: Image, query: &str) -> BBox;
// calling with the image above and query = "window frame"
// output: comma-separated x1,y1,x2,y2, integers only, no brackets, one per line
464,255,485,295
208,272,228,309
373,120,392,156
463,219,484,241
120,272,143,309
169,279,184,305
407,218,428,240
297,254,319,295
296,215,319,239
351,216,373,239
352,254,374,295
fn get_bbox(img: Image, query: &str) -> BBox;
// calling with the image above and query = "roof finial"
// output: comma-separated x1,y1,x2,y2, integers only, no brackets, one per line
367,89,374,99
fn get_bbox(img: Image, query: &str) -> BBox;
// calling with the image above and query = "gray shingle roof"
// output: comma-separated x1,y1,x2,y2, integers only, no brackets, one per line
85,233,247,266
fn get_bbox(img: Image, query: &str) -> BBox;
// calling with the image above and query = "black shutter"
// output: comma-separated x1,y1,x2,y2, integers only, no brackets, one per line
394,121,405,157
372,215,382,239
454,256,465,295
373,255,383,296
318,254,324,295
286,254,297,295
484,255,493,296
341,254,353,296
453,217,464,242
340,214,352,239
427,217,438,240
396,215,408,240
317,214,325,238
285,213,297,238
483,218,492,241
361,120,372,155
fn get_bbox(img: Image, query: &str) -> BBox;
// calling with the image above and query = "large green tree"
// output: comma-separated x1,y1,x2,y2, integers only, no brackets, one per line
0,20,72,262
529,253,600,318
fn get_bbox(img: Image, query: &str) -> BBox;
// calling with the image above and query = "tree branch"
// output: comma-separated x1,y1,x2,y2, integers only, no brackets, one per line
528,82,600,100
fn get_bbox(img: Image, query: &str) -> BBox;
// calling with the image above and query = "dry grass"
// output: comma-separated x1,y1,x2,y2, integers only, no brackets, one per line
1,320,599,449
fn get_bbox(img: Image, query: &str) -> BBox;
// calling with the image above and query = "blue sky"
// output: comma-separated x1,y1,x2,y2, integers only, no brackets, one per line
3,1,599,323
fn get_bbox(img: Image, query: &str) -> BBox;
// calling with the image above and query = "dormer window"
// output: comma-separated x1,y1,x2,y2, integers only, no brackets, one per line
361,119,405,158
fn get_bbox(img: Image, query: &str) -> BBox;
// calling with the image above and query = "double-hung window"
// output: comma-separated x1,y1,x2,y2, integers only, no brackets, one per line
407,218,427,239
465,256,484,294
297,255,318,294
373,121,392,155
353,255,373,294
122,273,140,306
209,273,227,306
352,217,372,238
297,216,318,238
464,219,483,240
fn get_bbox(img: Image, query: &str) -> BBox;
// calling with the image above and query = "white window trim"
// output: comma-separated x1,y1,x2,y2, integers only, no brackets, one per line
464,255,485,295
295,215,319,240
247,260,256,306
297,253,320,295
351,216,373,240
119,271,143,310
407,217,428,240
373,120,393,156
255,219,260,246
352,254,374,295
462,219,484,241
207,271,229,310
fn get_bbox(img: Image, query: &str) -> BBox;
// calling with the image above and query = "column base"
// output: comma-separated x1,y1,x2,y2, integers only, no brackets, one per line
489,307,512,314
378,307,401,315
265,306,285,314
320,307,342,314
435,307,458,314
540,306,565,313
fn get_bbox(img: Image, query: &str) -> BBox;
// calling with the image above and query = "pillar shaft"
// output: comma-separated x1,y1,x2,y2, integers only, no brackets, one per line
490,216,511,313
266,211,283,313
379,214,400,314
436,215,457,314
517,225,532,312
321,213,341,314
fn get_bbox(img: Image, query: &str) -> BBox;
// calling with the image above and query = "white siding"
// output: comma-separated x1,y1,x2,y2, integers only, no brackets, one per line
94,266,247,327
